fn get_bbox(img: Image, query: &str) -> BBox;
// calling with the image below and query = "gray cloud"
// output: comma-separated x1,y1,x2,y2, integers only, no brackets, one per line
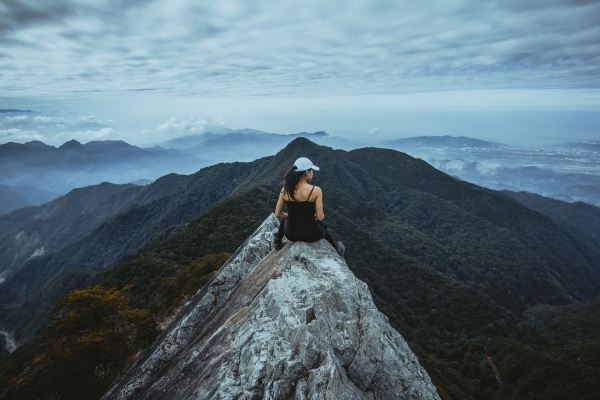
0,0,598,99
0,0,73,33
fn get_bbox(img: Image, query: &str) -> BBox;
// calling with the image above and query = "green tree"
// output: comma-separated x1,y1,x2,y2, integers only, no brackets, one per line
2,285,158,400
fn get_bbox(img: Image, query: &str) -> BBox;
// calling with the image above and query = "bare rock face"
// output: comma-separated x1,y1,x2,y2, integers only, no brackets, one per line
103,214,440,400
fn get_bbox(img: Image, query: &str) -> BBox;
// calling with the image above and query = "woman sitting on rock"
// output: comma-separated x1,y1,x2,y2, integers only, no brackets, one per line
273,157,345,257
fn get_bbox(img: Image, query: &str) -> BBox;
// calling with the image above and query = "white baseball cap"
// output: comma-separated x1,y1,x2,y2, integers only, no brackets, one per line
294,157,320,172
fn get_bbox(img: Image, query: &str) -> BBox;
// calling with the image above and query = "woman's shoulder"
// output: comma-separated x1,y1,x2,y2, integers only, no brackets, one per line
309,185,322,200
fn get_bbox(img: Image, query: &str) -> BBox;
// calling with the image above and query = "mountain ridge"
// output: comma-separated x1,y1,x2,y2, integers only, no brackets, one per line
0,139,204,194
379,135,509,149
2,138,600,344
1,175,600,398
102,215,441,400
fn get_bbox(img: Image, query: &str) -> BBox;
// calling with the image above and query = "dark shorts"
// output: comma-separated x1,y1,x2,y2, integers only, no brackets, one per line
283,220,327,243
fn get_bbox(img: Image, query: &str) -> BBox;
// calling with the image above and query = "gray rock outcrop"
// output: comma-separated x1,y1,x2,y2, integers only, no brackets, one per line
103,214,440,400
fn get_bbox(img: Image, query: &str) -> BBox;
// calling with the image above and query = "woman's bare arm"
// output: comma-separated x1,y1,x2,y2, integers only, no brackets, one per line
275,189,288,219
315,187,325,221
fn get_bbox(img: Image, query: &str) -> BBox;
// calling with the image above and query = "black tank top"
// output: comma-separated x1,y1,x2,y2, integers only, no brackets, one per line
284,186,323,240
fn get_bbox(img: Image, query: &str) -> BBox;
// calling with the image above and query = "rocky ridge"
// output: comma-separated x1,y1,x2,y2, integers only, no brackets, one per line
103,214,440,399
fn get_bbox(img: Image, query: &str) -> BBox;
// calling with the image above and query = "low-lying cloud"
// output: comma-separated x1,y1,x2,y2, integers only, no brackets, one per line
5,115,28,121
53,127,117,142
157,117,228,135
0,110,122,145
33,116,54,122
434,159,501,177
158,118,209,134
0,128,44,141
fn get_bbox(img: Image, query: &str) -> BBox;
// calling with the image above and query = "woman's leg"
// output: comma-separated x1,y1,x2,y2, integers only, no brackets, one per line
317,220,336,248
276,218,285,240
272,219,285,250
318,220,344,256
323,230,336,248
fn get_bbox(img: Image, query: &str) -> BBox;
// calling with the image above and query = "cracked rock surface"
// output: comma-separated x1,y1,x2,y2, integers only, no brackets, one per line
103,214,440,400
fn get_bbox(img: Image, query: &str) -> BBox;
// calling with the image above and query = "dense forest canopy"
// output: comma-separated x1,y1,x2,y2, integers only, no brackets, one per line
1,138,599,399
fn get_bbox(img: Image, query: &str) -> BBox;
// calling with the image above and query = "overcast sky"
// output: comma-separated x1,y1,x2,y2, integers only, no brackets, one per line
1,0,599,146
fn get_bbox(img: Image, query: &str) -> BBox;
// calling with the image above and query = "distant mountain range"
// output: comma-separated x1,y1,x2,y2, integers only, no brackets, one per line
156,132,512,164
154,128,276,149
2,132,599,218
0,139,203,194
1,138,600,399
379,135,509,149
154,130,363,163
0,131,361,198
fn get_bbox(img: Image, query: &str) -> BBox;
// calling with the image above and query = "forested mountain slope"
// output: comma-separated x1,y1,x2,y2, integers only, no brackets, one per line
3,138,600,341
2,186,599,399
238,139,600,308
1,138,600,399
503,190,600,242
0,174,193,282
0,184,58,216
0,183,145,277
0,162,269,340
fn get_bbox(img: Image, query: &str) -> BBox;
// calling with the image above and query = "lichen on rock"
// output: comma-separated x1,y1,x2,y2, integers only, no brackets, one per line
103,214,440,400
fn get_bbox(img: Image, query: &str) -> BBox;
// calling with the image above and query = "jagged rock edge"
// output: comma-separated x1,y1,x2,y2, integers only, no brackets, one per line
103,214,440,399
102,215,280,399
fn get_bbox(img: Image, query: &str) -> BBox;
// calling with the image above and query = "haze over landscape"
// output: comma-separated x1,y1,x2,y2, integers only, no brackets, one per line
1,1,600,399
1,0,599,147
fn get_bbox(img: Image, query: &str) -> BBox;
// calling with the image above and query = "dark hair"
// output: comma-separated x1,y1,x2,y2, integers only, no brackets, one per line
283,166,311,200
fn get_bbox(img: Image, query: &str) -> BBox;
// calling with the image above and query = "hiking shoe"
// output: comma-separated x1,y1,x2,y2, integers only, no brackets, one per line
336,242,345,258
272,236,283,251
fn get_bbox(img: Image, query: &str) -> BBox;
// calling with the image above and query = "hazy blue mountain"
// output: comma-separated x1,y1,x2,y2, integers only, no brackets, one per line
153,129,329,151
0,140,205,194
0,184,58,215
156,130,363,163
184,130,362,162
153,129,273,150
151,134,210,150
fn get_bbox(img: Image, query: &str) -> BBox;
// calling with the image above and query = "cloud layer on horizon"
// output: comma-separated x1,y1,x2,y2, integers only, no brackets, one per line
1,0,599,98
0,109,118,145
0,109,233,146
